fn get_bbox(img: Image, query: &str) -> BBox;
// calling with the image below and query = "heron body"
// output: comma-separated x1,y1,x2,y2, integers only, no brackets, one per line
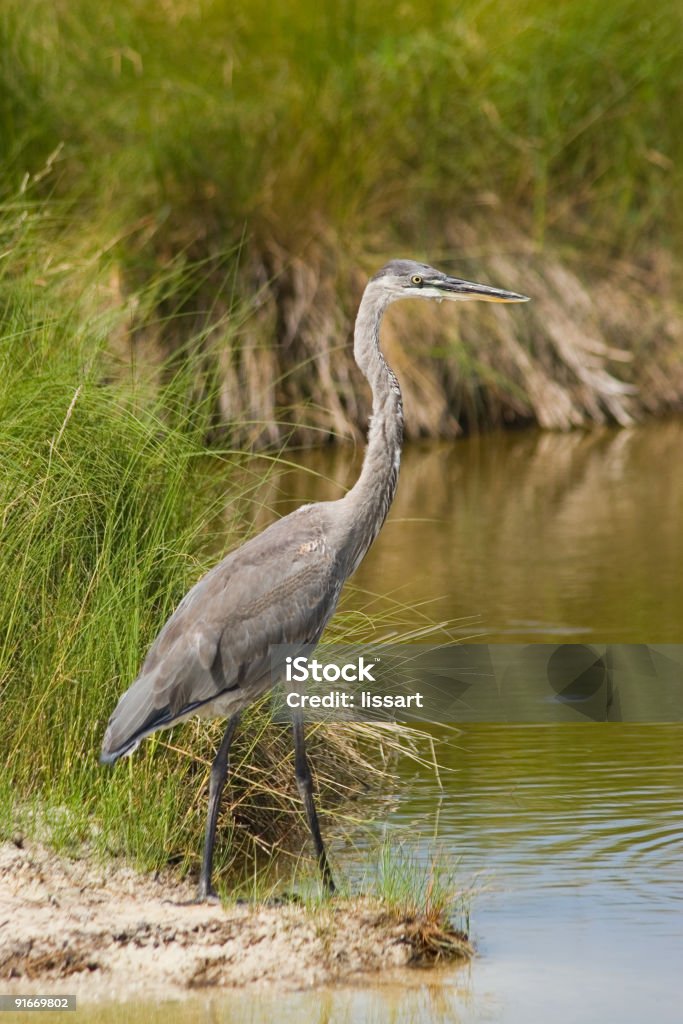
101,259,528,898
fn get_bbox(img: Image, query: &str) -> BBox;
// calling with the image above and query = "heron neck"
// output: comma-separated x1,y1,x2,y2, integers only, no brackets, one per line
340,287,404,571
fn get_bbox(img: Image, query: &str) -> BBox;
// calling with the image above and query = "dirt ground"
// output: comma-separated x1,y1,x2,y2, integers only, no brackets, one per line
0,840,470,1002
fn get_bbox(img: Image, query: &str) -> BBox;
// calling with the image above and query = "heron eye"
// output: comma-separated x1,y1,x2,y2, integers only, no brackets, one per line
411,275,423,286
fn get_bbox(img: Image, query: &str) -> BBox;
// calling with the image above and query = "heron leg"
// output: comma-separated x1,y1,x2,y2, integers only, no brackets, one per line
197,711,241,901
291,710,336,894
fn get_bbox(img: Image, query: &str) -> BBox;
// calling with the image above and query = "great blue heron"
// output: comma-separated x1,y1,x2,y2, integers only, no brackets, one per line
100,259,528,899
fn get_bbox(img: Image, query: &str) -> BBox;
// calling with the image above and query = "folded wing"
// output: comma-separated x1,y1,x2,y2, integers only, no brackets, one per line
101,506,340,762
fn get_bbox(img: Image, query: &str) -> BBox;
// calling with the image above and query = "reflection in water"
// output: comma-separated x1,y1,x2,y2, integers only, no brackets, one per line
252,420,683,642
41,980,484,1024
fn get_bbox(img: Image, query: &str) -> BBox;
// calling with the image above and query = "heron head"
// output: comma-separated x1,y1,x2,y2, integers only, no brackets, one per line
371,259,529,305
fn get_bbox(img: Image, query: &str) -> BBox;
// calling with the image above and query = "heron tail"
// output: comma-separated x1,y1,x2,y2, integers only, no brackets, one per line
99,670,175,765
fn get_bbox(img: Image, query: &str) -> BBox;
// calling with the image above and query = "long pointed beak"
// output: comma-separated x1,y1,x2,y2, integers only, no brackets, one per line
435,276,530,303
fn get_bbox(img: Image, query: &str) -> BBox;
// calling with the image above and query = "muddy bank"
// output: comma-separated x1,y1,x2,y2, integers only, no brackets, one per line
0,842,470,1002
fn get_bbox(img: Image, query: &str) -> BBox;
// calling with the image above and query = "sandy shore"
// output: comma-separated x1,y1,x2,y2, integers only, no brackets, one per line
0,840,470,1002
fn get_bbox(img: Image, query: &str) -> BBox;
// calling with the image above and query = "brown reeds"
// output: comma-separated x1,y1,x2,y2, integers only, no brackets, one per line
135,221,683,448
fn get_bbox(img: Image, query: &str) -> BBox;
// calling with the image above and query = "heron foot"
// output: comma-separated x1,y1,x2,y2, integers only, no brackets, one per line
193,882,220,904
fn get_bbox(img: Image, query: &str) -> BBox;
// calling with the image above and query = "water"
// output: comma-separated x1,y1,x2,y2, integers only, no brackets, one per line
250,420,683,1021
257,419,683,643
44,422,683,1022
373,723,683,1022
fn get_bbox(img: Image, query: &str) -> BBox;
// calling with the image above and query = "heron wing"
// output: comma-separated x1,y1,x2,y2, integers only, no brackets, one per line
101,506,341,761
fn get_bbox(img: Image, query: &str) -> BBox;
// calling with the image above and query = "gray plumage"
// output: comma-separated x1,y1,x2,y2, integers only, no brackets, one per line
100,258,528,898
100,506,343,760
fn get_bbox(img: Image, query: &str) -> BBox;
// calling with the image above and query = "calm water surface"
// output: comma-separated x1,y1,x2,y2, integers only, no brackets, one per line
48,423,683,1023
257,419,683,643
260,420,683,1021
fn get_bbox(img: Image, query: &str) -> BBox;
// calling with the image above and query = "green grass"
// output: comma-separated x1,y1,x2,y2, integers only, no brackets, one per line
0,209,229,862
353,842,472,963
2,0,682,256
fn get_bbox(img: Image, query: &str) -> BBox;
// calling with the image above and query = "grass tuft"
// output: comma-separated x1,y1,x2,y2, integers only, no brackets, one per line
363,843,472,964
